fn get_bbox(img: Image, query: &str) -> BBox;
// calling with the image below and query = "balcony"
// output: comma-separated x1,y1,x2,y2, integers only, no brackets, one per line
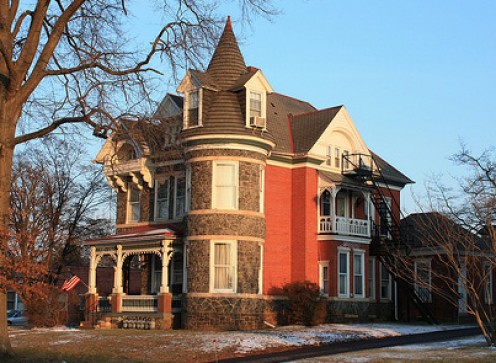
319,216,370,237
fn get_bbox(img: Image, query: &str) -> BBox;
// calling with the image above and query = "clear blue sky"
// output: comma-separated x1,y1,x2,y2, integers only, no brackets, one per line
112,0,496,214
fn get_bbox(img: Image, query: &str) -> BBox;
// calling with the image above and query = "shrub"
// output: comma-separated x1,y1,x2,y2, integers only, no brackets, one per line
281,280,325,326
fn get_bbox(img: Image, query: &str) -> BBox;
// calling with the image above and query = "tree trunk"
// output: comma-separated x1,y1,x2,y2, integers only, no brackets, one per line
0,89,16,356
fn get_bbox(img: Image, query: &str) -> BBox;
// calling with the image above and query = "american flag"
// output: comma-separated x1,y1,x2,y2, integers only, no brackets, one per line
61,275,81,292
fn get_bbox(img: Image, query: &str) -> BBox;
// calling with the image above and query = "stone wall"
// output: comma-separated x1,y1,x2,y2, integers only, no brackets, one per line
190,161,212,210
238,241,261,294
239,162,261,211
183,295,265,330
186,213,265,239
325,300,394,323
186,240,210,293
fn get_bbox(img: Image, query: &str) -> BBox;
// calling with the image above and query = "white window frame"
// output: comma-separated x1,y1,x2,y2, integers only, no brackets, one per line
245,89,266,128
334,147,341,168
414,258,432,303
484,262,493,304
174,174,187,219
249,90,262,118
212,161,239,210
185,89,202,128
319,261,330,296
380,262,392,301
127,185,140,223
368,257,376,299
210,240,237,293
155,178,170,221
338,249,350,298
325,145,332,166
259,165,265,213
353,251,365,298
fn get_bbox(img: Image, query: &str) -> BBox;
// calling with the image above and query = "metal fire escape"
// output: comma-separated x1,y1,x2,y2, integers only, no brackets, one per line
342,153,438,324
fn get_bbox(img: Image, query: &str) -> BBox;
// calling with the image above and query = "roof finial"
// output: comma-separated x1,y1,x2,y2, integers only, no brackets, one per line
225,16,232,31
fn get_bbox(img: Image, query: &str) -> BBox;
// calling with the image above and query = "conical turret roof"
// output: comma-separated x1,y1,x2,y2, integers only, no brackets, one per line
206,17,247,89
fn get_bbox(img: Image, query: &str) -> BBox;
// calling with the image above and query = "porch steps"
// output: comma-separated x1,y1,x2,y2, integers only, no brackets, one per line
79,317,113,330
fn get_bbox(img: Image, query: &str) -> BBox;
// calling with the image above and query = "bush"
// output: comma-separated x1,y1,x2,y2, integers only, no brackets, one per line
281,280,325,326
25,286,68,327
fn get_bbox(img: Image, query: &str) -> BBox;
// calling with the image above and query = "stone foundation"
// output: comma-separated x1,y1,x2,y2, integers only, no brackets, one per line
324,300,394,323
183,294,265,330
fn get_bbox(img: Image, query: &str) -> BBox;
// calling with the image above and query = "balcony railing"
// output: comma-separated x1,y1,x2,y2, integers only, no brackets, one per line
122,295,158,312
319,216,370,237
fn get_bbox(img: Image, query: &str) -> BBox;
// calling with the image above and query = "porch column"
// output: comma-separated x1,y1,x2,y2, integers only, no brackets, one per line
331,187,338,231
160,240,173,293
113,244,124,294
89,246,97,294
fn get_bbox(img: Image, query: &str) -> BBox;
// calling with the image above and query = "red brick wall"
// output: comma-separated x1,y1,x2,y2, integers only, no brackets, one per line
264,164,293,293
291,167,318,283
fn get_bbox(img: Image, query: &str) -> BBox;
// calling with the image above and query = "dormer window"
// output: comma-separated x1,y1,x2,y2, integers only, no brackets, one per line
187,90,200,127
248,90,266,128
250,91,262,117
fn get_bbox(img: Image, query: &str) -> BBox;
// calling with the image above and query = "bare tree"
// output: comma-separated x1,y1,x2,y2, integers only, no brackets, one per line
396,145,496,345
5,137,110,325
0,0,276,354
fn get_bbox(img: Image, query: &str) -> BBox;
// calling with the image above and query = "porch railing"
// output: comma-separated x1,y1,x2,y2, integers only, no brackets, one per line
98,296,112,313
122,295,158,312
319,216,370,237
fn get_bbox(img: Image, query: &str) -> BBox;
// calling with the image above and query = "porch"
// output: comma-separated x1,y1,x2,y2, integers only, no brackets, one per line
82,225,183,330
318,172,373,239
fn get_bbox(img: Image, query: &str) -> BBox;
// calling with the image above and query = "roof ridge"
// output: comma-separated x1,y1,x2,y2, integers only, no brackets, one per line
271,92,317,111
292,105,343,120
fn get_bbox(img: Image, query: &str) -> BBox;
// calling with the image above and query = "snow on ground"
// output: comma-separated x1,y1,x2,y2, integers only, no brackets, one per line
8,322,478,355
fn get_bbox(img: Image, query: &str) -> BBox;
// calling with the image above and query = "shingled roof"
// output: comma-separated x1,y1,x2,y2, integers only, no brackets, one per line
370,150,414,186
291,106,342,154
265,93,317,153
206,16,247,90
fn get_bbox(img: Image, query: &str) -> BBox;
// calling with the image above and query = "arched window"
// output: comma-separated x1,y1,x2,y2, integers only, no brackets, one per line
118,143,137,161
320,189,332,216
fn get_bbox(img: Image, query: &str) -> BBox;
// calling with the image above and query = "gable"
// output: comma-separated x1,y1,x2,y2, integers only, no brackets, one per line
308,107,369,160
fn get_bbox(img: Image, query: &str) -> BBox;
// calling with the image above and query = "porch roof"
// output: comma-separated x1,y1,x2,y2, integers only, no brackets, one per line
84,224,182,246
319,170,370,191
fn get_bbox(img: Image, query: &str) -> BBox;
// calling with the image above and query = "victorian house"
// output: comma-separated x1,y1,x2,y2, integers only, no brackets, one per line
83,17,414,330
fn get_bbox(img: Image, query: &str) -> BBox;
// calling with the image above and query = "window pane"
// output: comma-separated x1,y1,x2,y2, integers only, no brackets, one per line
320,190,331,216
250,91,262,117
339,253,347,274
130,187,140,203
217,164,235,185
355,276,363,295
339,275,347,295
175,176,186,217
214,243,233,290
354,254,363,275
156,180,169,220
214,162,237,209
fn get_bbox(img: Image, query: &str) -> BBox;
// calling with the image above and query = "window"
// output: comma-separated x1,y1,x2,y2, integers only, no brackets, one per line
354,252,365,298
334,147,340,168
127,185,140,223
174,175,186,218
187,90,199,127
380,262,391,300
379,197,392,237
155,179,170,220
343,150,350,170
213,161,239,209
368,257,376,299
414,259,432,303
211,241,237,292
325,146,332,166
320,190,332,216
319,262,329,295
259,165,265,213
250,91,262,118
484,262,493,304
336,193,347,217
338,250,350,297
